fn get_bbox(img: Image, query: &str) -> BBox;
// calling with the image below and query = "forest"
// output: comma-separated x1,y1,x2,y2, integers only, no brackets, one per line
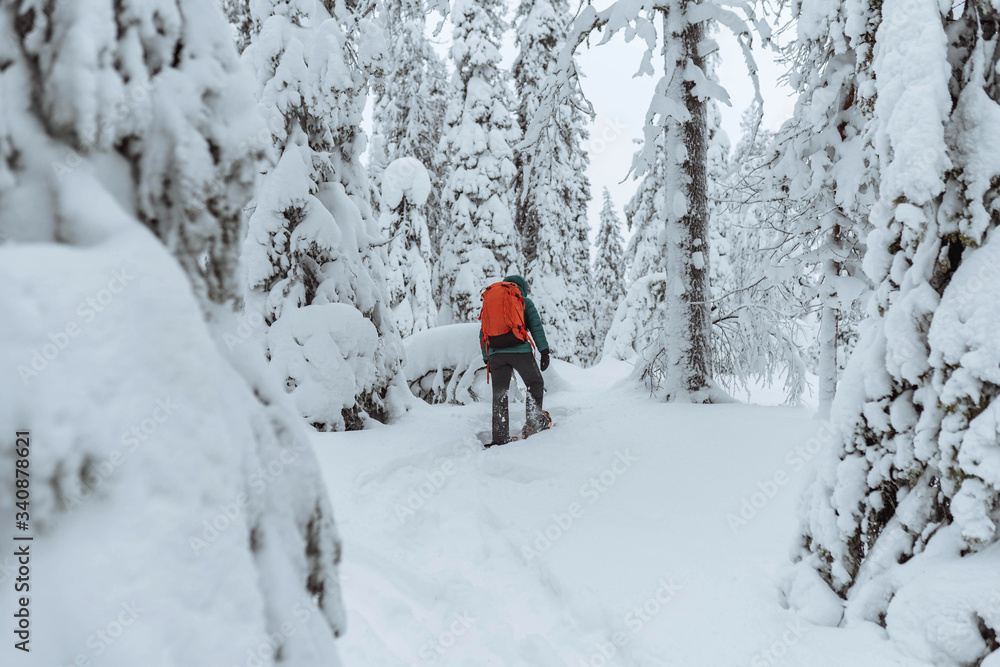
2,0,1000,664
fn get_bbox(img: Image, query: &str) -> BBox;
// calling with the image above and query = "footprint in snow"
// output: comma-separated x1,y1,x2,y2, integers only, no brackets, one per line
479,458,556,483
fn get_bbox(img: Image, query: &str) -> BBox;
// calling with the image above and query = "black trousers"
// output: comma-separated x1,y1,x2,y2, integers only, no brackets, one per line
489,352,544,443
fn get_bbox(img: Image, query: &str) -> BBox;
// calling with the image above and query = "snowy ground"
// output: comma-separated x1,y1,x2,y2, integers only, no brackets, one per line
312,360,931,666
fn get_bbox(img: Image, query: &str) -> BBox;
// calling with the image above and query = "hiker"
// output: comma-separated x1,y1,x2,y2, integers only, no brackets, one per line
479,275,552,447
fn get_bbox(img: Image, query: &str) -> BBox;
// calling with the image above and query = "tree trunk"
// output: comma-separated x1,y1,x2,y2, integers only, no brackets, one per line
818,221,843,417
817,277,838,418
658,5,712,401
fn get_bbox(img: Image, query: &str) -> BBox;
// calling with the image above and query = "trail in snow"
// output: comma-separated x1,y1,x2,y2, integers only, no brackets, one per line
312,360,930,666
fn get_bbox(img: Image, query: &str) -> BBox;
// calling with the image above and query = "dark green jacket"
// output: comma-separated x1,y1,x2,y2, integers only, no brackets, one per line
480,275,549,361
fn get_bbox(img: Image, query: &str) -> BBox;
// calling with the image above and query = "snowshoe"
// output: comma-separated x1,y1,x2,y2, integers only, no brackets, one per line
521,410,553,439
484,435,519,448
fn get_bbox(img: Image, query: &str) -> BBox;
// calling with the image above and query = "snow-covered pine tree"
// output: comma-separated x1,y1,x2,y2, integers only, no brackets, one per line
381,157,435,336
436,0,521,324
793,0,1000,658
592,188,627,354
368,0,449,255
239,0,405,431
624,137,667,284
532,0,766,400
222,0,254,53
766,0,877,416
513,0,594,364
0,1,345,663
423,56,452,255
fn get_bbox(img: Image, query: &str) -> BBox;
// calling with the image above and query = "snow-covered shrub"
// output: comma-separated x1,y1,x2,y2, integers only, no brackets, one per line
605,258,806,403
1,221,346,666
403,324,488,404
381,157,435,337
268,304,380,431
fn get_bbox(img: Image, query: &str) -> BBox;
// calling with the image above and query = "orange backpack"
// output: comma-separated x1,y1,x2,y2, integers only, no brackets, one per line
479,282,535,352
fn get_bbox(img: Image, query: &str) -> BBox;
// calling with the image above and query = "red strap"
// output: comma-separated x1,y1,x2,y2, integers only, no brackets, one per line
518,325,536,350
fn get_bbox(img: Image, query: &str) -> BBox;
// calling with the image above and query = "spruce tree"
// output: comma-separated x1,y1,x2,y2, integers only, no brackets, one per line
369,0,449,260
436,0,521,323
513,0,594,363
593,189,627,355
0,1,346,661
793,0,1000,658
240,0,404,430
625,137,667,284
381,157,435,336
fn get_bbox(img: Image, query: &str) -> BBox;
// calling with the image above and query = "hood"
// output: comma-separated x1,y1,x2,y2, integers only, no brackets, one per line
504,275,528,296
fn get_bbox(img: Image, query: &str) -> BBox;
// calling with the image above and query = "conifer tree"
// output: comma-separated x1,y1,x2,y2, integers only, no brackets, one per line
624,137,667,284
793,0,1000,658
381,157,435,336
513,0,594,363
240,0,404,430
436,0,521,323
0,1,346,661
369,0,449,258
593,189,627,353
766,0,876,416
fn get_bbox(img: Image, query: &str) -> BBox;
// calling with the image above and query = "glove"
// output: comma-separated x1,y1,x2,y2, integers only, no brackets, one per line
540,349,550,371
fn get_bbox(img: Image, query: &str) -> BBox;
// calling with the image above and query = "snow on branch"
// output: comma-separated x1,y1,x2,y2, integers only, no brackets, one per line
520,0,768,177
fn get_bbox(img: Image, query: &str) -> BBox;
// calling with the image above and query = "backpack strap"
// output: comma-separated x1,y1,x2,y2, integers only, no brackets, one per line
519,325,536,350
479,329,490,384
